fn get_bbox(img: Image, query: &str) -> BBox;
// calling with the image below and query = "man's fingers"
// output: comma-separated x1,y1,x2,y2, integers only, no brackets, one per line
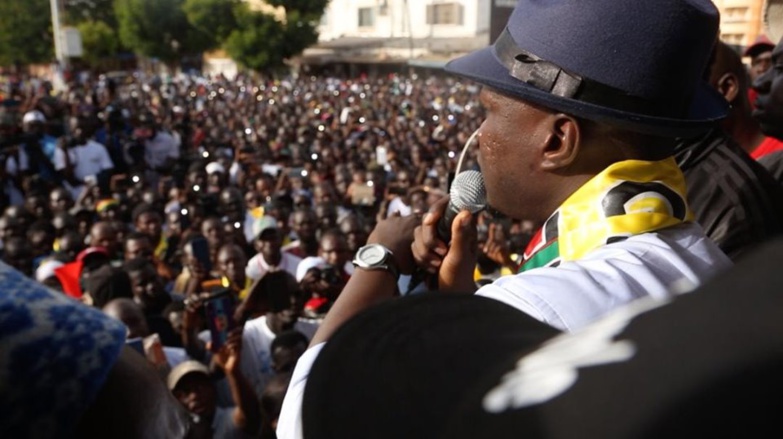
423,195,450,226
449,211,478,261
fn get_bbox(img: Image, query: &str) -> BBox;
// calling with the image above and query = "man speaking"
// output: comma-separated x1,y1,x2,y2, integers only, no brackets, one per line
278,0,732,436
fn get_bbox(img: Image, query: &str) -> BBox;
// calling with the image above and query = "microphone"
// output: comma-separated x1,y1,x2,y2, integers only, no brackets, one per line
437,170,486,244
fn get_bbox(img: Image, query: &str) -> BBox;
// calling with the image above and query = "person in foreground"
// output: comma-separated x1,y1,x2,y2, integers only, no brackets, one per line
0,260,192,438
277,0,732,437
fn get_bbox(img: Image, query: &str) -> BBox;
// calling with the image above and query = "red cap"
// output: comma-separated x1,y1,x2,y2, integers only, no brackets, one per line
743,34,775,58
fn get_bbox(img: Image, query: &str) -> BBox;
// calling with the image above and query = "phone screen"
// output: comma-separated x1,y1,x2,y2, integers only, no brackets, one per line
204,289,238,352
190,236,212,274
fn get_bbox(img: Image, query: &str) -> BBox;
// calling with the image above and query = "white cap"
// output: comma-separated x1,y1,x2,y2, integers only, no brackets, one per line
22,110,46,125
35,259,64,282
296,256,329,282
167,360,209,390
205,161,225,175
253,216,278,239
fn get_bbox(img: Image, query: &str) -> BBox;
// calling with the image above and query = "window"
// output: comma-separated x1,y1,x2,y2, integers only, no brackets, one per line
358,7,374,27
379,0,389,16
721,33,745,45
426,2,464,25
723,7,748,23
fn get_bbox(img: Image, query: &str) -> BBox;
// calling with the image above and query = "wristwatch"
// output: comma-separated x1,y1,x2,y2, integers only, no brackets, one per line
352,244,400,280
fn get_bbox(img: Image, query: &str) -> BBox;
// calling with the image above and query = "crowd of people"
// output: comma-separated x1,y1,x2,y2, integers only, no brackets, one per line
0,64,539,437
2,0,783,437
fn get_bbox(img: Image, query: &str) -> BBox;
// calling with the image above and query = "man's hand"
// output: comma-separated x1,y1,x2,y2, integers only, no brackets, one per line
211,326,243,375
412,196,479,293
366,213,420,274
182,292,209,333
300,268,330,295
482,222,514,268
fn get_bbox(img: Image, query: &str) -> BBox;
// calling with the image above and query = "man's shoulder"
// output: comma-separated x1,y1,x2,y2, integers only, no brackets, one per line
758,149,783,184
477,223,730,331
150,131,177,147
283,251,303,265
294,318,321,339
244,315,269,330
84,139,107,149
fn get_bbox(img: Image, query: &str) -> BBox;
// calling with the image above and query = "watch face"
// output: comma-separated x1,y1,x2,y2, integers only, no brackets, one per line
359,245,386,265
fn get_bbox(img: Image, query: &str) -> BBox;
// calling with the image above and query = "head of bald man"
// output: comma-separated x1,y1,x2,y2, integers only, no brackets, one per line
103,298,150,340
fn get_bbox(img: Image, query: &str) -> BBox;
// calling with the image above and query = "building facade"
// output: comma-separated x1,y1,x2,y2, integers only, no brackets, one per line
306,0,492,69
713,0,766,47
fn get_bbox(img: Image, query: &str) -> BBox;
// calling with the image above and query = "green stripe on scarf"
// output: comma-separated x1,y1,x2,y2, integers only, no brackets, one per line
519,241,559,273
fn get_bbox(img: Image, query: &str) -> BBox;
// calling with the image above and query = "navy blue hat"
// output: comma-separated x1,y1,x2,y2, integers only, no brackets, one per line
447,0,728,136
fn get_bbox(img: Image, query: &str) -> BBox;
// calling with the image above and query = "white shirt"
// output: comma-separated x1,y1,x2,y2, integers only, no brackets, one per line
277,342,324,439
387,196,412,218
476,223,731,331
240,315,319,400
144,130,179,169
295,257,354,282
53,140,114,199
246,251,302,281
275,223,731,438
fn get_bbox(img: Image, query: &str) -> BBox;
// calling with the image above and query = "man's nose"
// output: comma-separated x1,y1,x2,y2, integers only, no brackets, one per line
753,68,774,94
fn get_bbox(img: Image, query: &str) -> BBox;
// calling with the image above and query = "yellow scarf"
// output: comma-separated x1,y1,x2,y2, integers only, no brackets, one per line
154,236,168,260
222,276,253,300
521,158,692,272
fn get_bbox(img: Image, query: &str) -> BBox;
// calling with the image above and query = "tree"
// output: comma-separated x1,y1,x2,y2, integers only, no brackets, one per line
64,0,118,27
76,20,119,67
114,0,212,64
0,0,53,66
268,0,328,58
183,0,240,44
224,0,327,72
223,5,287,72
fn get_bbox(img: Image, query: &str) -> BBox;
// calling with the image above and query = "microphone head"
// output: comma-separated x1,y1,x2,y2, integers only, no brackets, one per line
449,170,486,213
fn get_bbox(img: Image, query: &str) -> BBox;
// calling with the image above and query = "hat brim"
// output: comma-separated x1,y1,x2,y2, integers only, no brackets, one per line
446,47,728,137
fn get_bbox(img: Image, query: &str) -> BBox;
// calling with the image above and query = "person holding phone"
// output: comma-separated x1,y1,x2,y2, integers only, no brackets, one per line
168,326,261,439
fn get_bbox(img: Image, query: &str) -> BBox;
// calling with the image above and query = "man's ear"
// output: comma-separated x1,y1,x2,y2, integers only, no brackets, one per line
540,114,580,171
716,73,739,103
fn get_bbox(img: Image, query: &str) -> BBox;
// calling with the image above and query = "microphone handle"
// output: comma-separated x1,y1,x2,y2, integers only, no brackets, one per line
437,205,459,244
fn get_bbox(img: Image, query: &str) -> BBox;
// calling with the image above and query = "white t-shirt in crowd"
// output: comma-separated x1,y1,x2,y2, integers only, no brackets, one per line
144,130,180,169
240,315,319,400
245,251,302,281
53,139,114,199
295,257,354,282
387,196,412,217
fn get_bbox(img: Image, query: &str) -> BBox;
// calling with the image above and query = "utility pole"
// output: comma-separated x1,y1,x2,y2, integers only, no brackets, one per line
404,0,414,59
49,0,67,69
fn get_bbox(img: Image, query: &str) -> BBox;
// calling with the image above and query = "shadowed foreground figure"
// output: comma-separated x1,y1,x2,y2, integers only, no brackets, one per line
0,261,191,438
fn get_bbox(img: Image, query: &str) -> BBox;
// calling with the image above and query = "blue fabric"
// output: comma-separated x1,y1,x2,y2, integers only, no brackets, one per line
0,261,126,439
